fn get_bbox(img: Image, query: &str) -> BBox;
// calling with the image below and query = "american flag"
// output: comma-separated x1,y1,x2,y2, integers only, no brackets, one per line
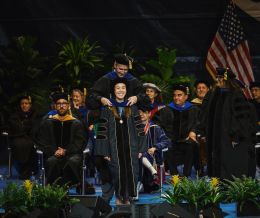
206,2,255,97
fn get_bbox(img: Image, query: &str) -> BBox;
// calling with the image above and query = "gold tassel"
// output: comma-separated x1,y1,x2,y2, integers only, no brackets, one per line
68,94,72,115
60,85,64,93
129,60,132,69
224,71,228,80
186,87,190,95
84,88,87,97
28,96,32,103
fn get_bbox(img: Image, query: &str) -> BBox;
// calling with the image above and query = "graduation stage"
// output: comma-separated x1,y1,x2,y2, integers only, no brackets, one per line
0,165,249,218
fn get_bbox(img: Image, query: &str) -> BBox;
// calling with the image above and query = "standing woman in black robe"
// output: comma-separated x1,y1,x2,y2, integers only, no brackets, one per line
94,78,146,205
200,68,257,179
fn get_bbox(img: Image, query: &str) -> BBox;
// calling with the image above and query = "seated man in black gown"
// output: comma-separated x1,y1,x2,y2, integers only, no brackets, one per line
36,92,86,185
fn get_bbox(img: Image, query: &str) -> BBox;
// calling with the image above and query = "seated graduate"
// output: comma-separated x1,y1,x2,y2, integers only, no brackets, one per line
143,83,172,135
70,87,97,193
143,83,170,126
94,77,146,205
71,87,88,122
138,102,171,193
8,95,40,179
36,92,86,186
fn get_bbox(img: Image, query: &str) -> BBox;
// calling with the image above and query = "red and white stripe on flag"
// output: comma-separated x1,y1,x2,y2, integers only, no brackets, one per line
206,2,255,98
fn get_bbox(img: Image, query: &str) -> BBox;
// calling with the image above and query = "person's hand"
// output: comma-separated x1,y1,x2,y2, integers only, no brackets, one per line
138,153,142,158
186,131,197,143
148,147,156,155
197,136,206,143
104,156,111,161
55,147,66,157
101,97,112,106
73,102,80,109
127,96,137,106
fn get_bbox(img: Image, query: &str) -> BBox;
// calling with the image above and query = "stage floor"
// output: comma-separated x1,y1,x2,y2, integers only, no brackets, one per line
0,165,253,218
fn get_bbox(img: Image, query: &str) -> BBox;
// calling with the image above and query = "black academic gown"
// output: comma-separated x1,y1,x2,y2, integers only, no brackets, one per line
8,108,40,178
166,102,199,176
36,115,86,185
94,105,146,199
87,71,145,109
250,99,260,167
201,88,257,179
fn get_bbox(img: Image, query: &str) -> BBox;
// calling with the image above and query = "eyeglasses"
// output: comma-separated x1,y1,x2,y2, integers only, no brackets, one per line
56,102,69,107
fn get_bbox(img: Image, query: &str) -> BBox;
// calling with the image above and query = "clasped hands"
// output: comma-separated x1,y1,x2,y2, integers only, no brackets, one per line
55,147,66,157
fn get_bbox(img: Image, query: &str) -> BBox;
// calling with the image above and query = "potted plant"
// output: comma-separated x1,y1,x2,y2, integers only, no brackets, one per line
52,37,103,87
223,176,260,216
163,175,224,217
0,180,79,218
0,35,49,115
140,47,195,103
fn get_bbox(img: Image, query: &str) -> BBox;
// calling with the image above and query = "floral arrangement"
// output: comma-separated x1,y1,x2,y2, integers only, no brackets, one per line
163,175,223,210
0,180,79,216
222,176,260,212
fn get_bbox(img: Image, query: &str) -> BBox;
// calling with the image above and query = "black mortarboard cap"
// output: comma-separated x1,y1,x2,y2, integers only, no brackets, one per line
19,94,32,103
194,80,210,88
216,67,236,80
137,97,153,112
111,77,128,89
49,84,65,101
52,92,69,103
114,53,133,69
249,81,260,89
172,83,190,95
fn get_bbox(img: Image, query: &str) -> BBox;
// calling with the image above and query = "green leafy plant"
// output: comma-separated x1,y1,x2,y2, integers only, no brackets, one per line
0,182,32,215
0,180,79,216
223,176,260,212
141,47,195,103
33,184,78,209
162,175,223,211
0,35,48,114
53,37,103,87
163,175,184,205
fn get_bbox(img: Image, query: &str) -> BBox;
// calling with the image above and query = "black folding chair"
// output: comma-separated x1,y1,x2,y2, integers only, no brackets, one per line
35,145,90,194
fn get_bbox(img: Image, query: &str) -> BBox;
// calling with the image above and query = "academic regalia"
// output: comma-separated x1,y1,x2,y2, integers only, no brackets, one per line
87,71,145,109
168,101,199,143
200,88,257,179
36,114,86,185
250,100,260,128
94,101,146,199
191,97,207,175
149,102,173,139
141,122,171,192
8,108,40,179
166,101,199,176
250,99,260,168
143,122,171,165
